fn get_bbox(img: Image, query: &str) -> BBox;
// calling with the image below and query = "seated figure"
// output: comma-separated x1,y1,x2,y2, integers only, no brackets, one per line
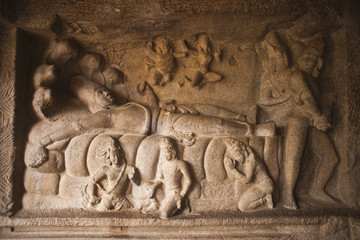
82,137,139,211
148,137,192,219
224,138,274,212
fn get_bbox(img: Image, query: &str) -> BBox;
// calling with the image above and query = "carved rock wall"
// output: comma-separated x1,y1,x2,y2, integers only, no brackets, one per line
0,0,360,238
0,26,16,216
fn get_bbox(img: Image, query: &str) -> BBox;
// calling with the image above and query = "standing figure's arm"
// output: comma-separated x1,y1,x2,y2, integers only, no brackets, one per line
289,71,321,115
289,71,330,131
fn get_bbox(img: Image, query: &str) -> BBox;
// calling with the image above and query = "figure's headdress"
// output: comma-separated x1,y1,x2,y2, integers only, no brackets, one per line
159,137,178,159
96,137,124,165
159,137,176,150
290,33,325,64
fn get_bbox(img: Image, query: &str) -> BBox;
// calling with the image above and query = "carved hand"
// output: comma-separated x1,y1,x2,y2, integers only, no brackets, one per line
313,115,331,132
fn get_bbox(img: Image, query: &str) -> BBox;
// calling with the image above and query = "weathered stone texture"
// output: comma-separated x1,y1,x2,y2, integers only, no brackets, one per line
0,26,15,216
0,0,360,238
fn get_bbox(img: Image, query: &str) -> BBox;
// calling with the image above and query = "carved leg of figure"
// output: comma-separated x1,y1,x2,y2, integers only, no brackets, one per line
141,198,159,213
96,199,111,211
97,193,113,211
278,116,309,210
160,191,182,219
308,130,338,204
113,197,128,211
264,194,274,209
81,183,101,209
238,186,267,212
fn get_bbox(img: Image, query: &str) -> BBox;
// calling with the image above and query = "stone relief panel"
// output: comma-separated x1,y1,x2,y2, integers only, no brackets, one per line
19,13,350,220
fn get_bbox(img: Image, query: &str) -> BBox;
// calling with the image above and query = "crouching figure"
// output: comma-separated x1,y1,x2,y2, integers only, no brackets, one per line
224,138,274,212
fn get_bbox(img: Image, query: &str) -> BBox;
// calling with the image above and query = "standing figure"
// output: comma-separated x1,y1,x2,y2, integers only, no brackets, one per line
82,137,139,211
257,31,331,209
155,137,192,219
296,45,338,204
146,36,186,86
224,138,274,212
184,33,222,88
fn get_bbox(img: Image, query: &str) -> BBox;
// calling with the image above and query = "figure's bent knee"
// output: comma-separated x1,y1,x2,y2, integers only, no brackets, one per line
259,179,274,194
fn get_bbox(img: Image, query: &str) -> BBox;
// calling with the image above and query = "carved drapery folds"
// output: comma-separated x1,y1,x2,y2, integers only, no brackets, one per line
22,16,343,219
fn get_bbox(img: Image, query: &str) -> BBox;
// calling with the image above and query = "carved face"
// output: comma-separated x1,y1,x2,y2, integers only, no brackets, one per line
162,145,176,161
271,49,289,69
196,35,210,51
155,38,170,54
231,149,246,163
94,87,114,107
107,146,123,166
298,53,323,78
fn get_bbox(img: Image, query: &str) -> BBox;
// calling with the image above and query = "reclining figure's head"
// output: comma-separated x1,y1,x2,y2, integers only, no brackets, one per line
70,75,114,113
